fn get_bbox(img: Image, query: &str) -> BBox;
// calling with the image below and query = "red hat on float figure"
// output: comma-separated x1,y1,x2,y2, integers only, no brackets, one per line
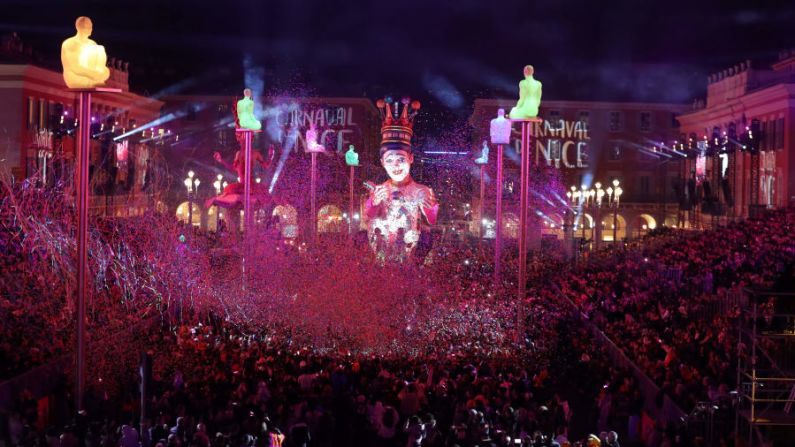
376,97,421,157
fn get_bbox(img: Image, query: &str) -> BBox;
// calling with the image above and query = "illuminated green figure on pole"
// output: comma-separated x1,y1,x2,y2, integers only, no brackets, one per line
236,88,262,131
345,144,359,166
509,65,542,119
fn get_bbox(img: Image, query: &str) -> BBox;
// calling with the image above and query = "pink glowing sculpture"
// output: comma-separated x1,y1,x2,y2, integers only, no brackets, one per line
490,108,511,144
305,123,325,153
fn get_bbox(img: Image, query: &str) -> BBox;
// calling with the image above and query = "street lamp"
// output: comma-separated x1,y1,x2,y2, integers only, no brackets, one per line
213,174,223,195
183,170,200,228
212,174,223,231
606,179,623,243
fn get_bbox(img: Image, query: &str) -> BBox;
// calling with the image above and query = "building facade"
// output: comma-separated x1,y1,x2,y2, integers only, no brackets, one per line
0,37,163,216
469,99,688,242
160,94,382,235
677,53,795,223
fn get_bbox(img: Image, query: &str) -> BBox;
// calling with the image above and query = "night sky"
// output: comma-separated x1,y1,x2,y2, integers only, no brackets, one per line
3,0,795,113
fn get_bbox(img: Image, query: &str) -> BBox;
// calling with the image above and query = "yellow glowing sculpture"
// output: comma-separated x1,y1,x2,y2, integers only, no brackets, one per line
236,88,262,130
61,17,110,89
509,65,542,119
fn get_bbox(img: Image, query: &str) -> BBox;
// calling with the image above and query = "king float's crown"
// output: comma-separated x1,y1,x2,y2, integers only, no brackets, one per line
376,96,421,156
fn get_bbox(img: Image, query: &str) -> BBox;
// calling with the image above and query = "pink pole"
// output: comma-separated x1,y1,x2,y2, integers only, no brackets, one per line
311,152,317,244
495,144,503,282
349,165,355,236
242,130,253,288
518,121,531,338
243,130,253,235
479,164,485,239
75,90,91,413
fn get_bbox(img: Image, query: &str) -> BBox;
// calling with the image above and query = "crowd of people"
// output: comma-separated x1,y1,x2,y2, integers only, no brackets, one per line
551,209,795,411
2,173,794,446
6,319,659,447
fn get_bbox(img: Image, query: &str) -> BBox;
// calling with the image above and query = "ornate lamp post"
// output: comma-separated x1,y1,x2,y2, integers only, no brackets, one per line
594,182,605,248
606,179,623,243
213,174,223,230
183,171,200,228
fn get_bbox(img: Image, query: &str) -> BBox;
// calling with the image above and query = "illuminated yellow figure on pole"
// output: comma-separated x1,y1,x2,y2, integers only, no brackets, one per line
61,16,110,89
236,88,262,130
509,65,542,119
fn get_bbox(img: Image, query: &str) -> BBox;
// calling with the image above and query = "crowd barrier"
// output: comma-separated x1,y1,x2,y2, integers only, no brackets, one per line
0,356,69,413
549,283,687,423
586,324,686,423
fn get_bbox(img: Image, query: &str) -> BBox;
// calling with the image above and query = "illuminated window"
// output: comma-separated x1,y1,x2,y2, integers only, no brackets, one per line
51,103,64,129
763,120,770,151
609,144,622,161
27,97,36,129
775,118,784,149
217,104,228,118
609,111,621,132
640,176,651,198
549,139,561,161
639,111,652,132
38,99,48,130
546,110,562,130
578,111,590,130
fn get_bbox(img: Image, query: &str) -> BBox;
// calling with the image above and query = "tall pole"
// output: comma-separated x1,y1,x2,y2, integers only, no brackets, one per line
516,119,538,339
187,190,193,228
311,152,317,244
242,130,253,234
581,212,586,240
349,165,355,236
494,144,504,282
75,90,91,414
613,206,618,243
479,164,485,239
69,86,119,414
236,128,258,287
594,205,601,249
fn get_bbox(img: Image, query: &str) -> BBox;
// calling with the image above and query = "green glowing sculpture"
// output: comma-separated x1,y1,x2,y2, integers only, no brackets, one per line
474,141,489,165
61,16,110,89
345,144,359,166
236,88,262,130
509,65,542,119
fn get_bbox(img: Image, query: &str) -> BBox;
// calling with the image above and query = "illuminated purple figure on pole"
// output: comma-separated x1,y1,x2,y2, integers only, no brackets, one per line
365,97,438,262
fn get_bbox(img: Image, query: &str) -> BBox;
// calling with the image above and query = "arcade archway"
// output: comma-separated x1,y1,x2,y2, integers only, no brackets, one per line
503,212,519,239
272,205,298,238
601,213,626,242
318,205,344,233
175,201,201,227
633,214,657,238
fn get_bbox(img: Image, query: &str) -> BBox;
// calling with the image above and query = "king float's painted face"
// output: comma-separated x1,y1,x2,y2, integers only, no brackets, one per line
382,149,413,183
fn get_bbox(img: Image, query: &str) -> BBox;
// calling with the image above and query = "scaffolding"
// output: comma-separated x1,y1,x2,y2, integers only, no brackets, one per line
736,289,795,446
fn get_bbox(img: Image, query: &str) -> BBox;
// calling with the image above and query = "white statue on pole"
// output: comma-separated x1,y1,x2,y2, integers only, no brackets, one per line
490,108,512,144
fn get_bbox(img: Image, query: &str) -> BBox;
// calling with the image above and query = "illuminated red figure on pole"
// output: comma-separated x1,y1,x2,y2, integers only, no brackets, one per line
365,97,438,261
